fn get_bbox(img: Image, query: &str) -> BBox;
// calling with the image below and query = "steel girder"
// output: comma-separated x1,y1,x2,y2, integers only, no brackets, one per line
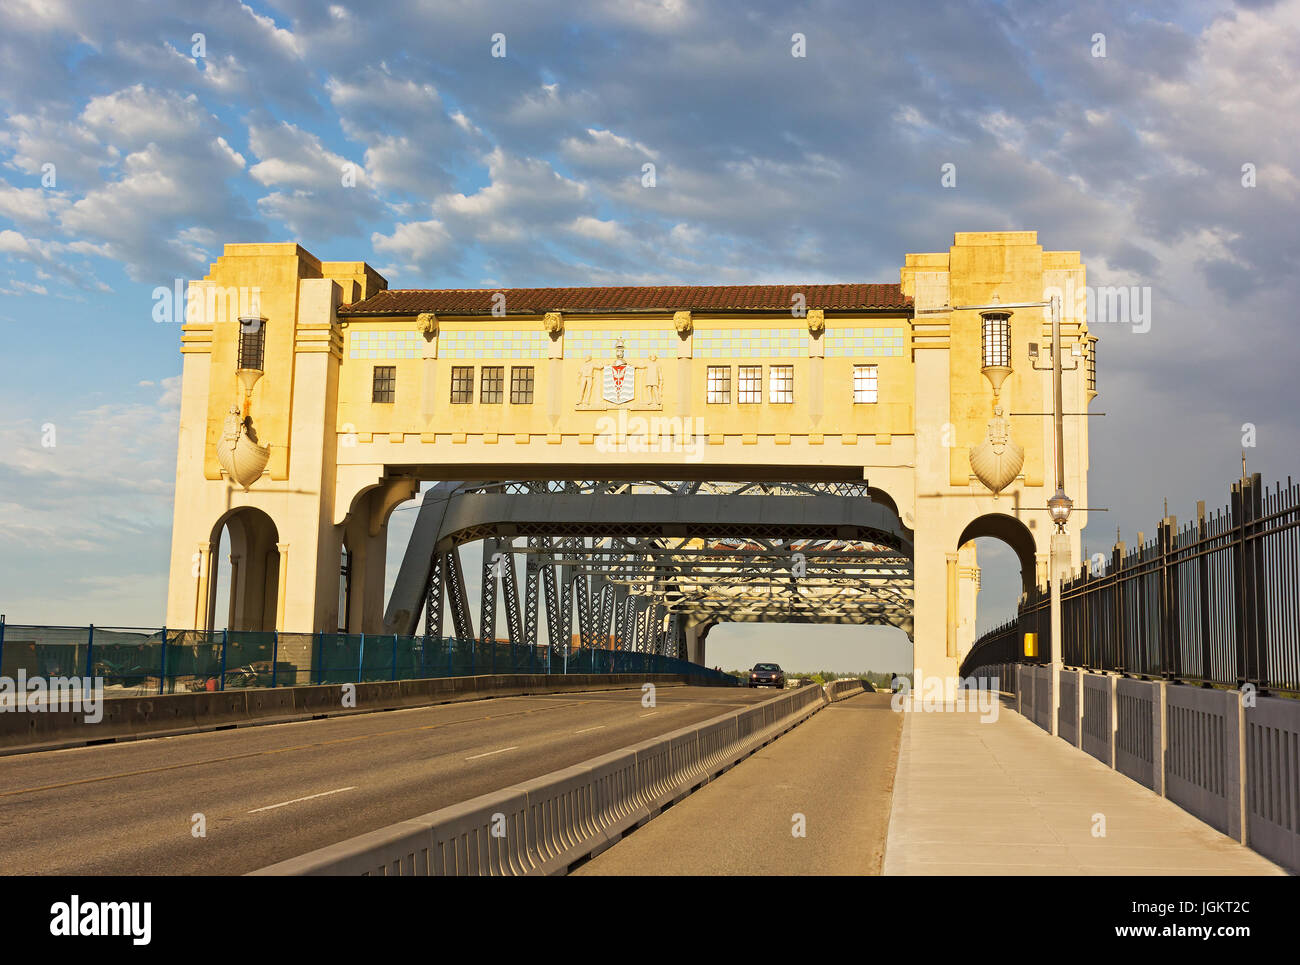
389,479,915,645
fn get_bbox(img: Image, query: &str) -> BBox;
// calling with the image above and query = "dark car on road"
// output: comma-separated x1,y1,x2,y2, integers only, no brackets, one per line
748,663,786,688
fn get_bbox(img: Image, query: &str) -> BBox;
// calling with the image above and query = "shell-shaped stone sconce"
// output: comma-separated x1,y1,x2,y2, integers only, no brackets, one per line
216,406,271,491
969,405,1024,496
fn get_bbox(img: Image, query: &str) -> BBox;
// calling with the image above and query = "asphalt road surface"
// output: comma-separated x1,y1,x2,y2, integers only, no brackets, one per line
574,692,903,875
0,685,772,875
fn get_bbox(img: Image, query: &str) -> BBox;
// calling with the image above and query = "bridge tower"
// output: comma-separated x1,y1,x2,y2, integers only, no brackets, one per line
164,232,1092,684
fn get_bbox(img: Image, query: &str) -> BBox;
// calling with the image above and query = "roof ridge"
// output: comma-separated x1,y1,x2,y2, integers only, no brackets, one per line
377,282,894,292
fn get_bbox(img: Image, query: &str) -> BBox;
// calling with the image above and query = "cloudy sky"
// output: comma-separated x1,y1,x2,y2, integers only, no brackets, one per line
0,0,1296,673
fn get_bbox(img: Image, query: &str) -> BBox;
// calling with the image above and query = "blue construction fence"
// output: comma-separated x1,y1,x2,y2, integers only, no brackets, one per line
0,620,737,695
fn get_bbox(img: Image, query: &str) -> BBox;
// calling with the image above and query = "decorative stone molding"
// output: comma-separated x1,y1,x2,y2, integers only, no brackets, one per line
216,405,270,491
415,312,438,338
673,310,693,337
969,404,1024,496
543,311,564,337
807,308,826,335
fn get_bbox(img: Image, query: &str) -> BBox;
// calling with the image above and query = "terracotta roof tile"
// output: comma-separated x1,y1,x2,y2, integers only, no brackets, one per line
338,283,910,316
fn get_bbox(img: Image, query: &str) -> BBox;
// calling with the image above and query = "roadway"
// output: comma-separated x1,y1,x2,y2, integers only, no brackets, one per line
574,691,903,875
0,684,771,875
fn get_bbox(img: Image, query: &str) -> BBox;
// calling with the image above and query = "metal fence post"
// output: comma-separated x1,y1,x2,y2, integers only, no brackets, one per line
219,628,227,691
1197,501,1213,682
358,632,365,684
271,630,279,689
1245,473,1269,689
392,634,398,681
1112,539,1125,673
0,614,5,678
85,624,94,681
159,627,168,695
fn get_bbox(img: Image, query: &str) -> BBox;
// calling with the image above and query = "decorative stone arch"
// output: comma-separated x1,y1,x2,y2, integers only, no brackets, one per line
336,476,420,633
956,513,1039,596
208,506,281,632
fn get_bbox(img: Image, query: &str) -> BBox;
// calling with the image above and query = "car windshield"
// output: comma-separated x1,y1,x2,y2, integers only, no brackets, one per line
754,663,781,672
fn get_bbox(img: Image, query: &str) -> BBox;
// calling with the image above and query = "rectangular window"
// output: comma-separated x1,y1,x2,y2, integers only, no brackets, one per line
371,365,396,403
738,365,762,404
510,365,535,404
450,366,474,404
480,365,504,404
768,365,793,403
853,364,878,403
706,366,731,404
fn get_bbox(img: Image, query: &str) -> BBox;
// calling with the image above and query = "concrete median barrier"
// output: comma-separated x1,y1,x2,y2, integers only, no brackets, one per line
823,678,869,702
252,682,829,876
0,672,714,756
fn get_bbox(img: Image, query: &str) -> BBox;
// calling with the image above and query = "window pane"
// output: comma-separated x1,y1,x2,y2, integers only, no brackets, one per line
451,366,474,403
510,365,535,403
706,365,731,404
481,365,504,403
853,364,878,403
738,365,762,404
768,365,793,403
372,365,396,403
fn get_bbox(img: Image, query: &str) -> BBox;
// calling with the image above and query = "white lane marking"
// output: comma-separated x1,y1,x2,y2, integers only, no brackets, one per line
574,725,606,734
248,786,357,814
465,745,518,761
639,712,658,718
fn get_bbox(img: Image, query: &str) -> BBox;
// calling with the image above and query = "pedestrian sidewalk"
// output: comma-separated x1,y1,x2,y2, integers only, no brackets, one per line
883,698,1284,875
574,692,903,875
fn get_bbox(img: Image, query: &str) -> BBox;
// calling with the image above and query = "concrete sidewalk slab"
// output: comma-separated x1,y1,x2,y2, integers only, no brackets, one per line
574,692,902,875
883,699,1285,876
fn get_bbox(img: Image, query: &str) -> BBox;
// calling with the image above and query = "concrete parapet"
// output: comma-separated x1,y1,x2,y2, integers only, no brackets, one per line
1058,669,1080,746
823,678,869,702
970,661,1298,873
1165,684,1243,841
1031,666,1053,732
1080,672,1116,766
1244,695,1300,872
1115,677,1163,793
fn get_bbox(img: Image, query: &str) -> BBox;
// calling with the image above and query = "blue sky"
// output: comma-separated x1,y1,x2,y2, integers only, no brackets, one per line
1,0,1297,672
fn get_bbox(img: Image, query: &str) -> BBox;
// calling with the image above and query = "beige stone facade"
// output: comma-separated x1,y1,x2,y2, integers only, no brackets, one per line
165,230,1093,680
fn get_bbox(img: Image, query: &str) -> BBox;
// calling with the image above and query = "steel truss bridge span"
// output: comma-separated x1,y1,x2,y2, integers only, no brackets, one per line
383,480,915,659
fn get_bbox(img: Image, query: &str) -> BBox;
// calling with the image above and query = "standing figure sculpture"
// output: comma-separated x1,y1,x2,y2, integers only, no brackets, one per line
644,353,663,406
578,355,598,406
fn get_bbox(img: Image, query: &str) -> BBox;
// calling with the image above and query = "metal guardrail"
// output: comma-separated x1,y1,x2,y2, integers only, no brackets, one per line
0,623,737,694
963,472,1300,696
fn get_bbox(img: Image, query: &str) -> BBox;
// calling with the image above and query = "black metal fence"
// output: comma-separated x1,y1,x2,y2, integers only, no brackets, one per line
963,472,1300,697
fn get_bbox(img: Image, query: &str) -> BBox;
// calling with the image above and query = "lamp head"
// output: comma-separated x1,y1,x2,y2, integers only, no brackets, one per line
1048,487,1073,531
